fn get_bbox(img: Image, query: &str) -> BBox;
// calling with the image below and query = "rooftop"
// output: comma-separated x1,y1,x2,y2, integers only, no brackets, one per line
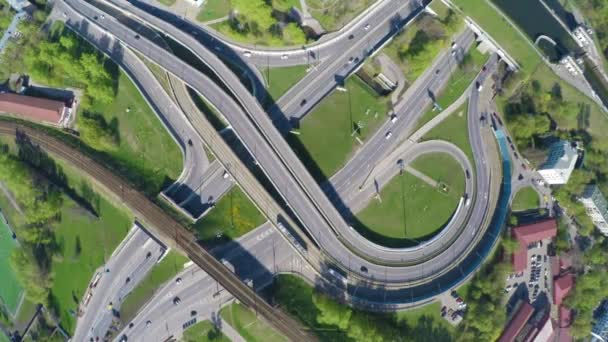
539,140,578,171
582,184,608,221
554,274,574,307
499,301,535,342
512,219,557,272
0,93,65,125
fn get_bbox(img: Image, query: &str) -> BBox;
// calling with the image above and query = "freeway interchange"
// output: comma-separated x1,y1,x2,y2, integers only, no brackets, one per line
35,0,515,339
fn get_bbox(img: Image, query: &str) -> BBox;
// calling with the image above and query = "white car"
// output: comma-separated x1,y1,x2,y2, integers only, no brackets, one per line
364,23,371,30
223,170,230,179
390,114,398,123
385,131,393,140
243,51,252,58
451,41,458,49
281,54,288,60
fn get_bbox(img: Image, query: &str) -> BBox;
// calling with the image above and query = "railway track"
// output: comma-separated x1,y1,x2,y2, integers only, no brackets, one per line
0,121,315,341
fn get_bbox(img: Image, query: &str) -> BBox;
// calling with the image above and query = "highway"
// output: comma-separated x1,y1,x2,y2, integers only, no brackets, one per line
52,2,235,220
59,0,501,284
114,222,310,342
107,0,415,67
72,223,166,342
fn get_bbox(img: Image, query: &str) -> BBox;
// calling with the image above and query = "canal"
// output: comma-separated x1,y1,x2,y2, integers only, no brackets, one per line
492,0,579,61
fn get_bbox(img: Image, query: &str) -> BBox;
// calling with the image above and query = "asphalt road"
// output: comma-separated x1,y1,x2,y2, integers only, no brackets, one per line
51,5,238,220
59,0,500,284
73,224,166,342
113,222,311,342
111,0,417,67
270,0,424,124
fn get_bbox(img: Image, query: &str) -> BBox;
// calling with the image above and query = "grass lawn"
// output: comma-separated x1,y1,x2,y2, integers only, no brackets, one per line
192,187,265,245
50,194,131,333
220,302,287,342
289,75,388,182
511,186,540,211
182,320,230,342
0,1,14,36
421,102,474,163
428,0,451,18
196,0,231,23
451,0,541,75
261,65,308,104
354,153,464,247
381,11,459,83
83,70,183,194
120,250,189,323
307,0,375,31
0,210,22,315
157,0,176,5
414,48,487,131
396,301,455,334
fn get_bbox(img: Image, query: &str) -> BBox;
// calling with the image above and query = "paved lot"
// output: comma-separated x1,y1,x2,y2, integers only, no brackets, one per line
504,238,552,305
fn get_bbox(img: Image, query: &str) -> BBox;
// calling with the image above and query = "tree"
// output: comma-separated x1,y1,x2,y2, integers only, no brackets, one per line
10,247,53,307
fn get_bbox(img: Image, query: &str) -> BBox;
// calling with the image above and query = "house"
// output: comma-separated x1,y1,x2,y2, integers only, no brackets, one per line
537,141,579,185
512,219,558,273
0,93,69,126
553,274,574,307
580,184,608,235
499,301,535,342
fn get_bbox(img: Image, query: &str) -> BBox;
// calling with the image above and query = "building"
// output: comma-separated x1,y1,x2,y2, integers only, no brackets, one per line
0,93,69,126
6,0,29,11
512,219,558,273
499,301,535,342
532,315,555,342
538,141,579,185
591,303,608,342
554,274,574,307
580,184,608,235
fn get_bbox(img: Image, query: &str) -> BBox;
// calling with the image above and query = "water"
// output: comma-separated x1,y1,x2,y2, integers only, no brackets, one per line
492,0,580,58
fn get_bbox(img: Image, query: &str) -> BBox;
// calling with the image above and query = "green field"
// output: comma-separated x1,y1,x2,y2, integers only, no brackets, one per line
193,187,265,245
182,320,230,342
354,153,465,246
157,0,176,5
421,102,474,163
381,10,459,83
209,0,307,47
511,186,540,212
0,1,14,37
197,0,231,23
50,195,131,333
220,302,287,342
451,0,542,75
261,65,308,104
307,0,376,31
120,251,189,323
0,211,22,315
289,75,388,182
85,70,182,194
414,48,487,131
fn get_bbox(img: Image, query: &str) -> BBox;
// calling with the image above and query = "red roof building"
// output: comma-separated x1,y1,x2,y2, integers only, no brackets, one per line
512,219,558,272
0,93,66,125
499,301,535,342
558,306,572,328
554,274,574,307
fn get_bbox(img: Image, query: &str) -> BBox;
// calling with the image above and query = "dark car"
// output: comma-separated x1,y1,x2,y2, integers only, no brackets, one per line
360,265,368,273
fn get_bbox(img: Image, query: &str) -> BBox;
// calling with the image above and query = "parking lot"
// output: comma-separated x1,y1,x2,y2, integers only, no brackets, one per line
504,239,552,304
439,290,467,325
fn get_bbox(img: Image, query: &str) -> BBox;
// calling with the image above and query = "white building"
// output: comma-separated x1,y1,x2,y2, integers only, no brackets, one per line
537,141,578,185
580,184,608,235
